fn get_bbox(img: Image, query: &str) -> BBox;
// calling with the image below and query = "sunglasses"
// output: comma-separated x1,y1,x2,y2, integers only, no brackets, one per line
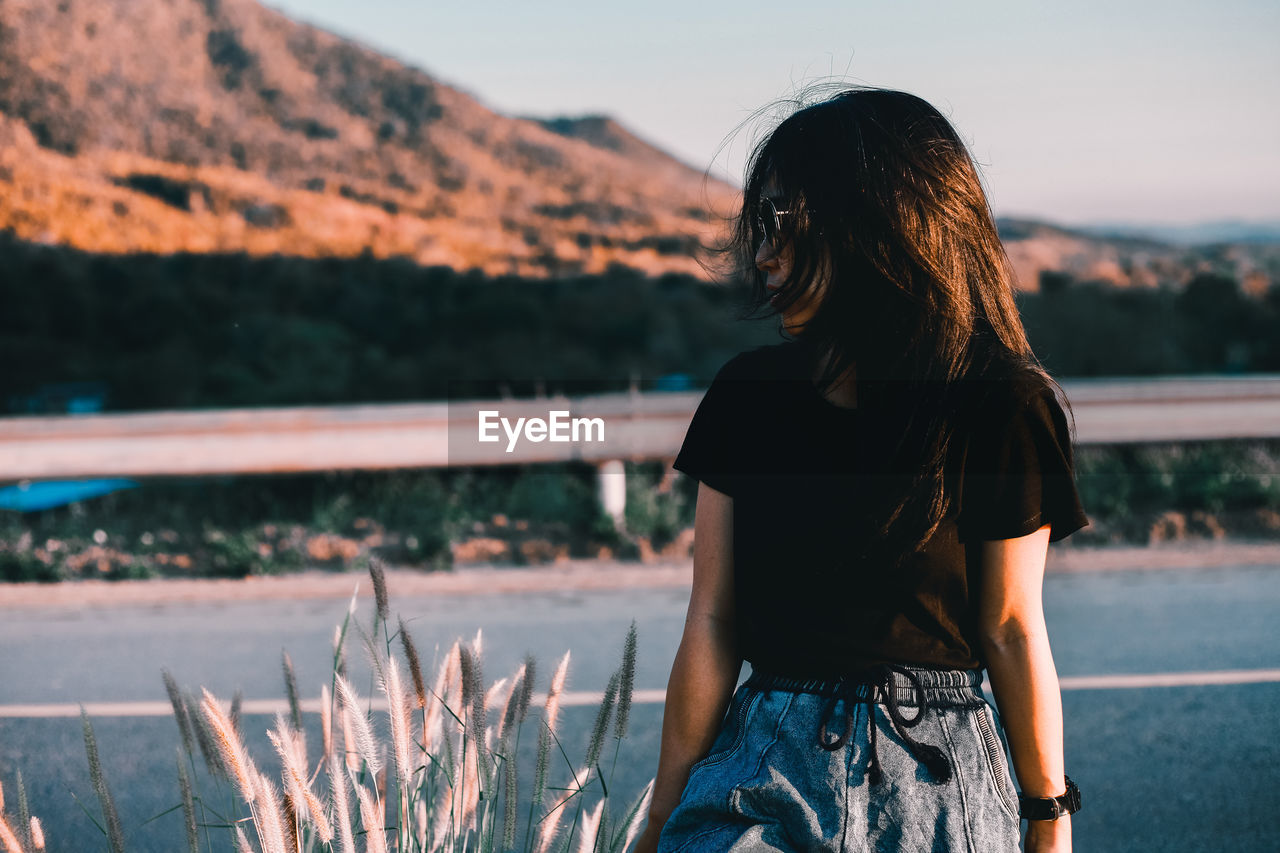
755,197,793,249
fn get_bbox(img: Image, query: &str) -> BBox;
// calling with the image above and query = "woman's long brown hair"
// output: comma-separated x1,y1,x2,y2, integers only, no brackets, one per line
726,86,1072,568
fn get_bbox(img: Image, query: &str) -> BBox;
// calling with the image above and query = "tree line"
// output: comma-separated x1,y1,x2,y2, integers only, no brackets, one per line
3,233,1278,414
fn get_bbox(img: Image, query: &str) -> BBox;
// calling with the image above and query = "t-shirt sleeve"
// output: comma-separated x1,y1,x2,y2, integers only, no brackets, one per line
958,383,1091,543
672,357,748,497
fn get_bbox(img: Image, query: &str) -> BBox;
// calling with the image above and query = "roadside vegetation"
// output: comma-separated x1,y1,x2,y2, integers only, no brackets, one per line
2,443,1278,583
3,240,1280,583
0,559,652,852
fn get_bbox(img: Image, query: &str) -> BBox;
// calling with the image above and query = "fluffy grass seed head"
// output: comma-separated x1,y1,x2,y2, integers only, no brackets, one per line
335,675,381,777
399,619,428,709
230,688,244,736
28,816,44,853
176,747,198,853
544,650,571,734
459,644,488,771
281,793,301,853
356,784,388,853
81,707,126,853
517,654,537,724
269,715,333,843
577,800,605,853
199,688,257,804
281,650,303,733
483,676,510,752
333,624,347,678
341,701,360,773
502,732,520,850
162,669,195,756
423,640,461,755
586,669,620,770
253,769,289,853
368,555,389,624
620,779,656,852
615,621,638,739
381,656,413,790
533,787,567,853
321,682,333,761
12,771,28,850
189,690,227,779
328,753,356,853
499,664,526,745
0,815,22,853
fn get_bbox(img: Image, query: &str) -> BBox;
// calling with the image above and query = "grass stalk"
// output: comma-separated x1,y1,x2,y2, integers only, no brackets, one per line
328,754,356,853
162,670,195,758
176,748,199,853
14,771,30,852
0,815,22,853
281,651,303,734
355,783,388,853
80,708,126,853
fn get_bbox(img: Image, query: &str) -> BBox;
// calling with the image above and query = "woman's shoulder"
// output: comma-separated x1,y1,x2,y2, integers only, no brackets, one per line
951,358,1076,461
713,341,806,382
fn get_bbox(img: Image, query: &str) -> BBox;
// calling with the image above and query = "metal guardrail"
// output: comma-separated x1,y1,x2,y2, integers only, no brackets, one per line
1,376,1279,484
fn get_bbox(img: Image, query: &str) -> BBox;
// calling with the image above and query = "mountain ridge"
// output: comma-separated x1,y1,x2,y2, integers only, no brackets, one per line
0,0,736,277
0,0,1273,291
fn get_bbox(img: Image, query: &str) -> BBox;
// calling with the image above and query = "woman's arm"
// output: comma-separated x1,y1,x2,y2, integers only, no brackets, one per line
978,523,1072,853
634,481,742,853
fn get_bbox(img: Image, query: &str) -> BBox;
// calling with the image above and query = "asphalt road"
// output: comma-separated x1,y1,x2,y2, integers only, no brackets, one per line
2,562,1279,852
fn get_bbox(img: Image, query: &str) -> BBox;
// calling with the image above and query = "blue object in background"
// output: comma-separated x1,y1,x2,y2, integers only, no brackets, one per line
0,479,139,512
655,373,694,392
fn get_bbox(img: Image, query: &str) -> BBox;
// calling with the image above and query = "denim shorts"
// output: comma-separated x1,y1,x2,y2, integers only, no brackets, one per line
656,664,1021,852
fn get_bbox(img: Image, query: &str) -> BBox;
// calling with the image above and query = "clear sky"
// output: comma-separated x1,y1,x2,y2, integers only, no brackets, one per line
266,0,1278,226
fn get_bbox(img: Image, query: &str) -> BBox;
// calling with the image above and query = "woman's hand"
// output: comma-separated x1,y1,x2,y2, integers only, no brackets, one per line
1024,815,1072,852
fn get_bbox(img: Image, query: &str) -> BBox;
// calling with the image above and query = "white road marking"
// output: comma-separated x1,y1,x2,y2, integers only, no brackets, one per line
2,671,1278,719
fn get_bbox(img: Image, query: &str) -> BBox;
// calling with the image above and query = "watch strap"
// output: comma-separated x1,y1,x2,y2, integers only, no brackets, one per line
1018,775,1081,820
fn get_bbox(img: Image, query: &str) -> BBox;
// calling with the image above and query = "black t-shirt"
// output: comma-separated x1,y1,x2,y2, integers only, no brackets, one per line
672,341,1090,676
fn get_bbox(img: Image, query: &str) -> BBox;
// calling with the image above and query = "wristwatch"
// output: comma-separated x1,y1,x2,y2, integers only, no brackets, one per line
1018,776,1081,820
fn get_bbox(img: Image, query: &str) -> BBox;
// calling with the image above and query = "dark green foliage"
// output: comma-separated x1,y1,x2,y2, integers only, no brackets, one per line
1074,440,1280,524
0,235,771,415
0,549,63,582
622,461,696,549
0,462,642,579
1018,273,1280,377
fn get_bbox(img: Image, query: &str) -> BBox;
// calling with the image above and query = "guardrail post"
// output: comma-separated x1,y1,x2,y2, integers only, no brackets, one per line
597,459,626,528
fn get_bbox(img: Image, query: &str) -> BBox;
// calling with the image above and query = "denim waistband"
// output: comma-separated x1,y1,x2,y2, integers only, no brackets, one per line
744,664,986,709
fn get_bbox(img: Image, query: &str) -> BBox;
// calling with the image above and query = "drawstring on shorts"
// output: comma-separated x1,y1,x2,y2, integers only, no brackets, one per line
745,663,985,786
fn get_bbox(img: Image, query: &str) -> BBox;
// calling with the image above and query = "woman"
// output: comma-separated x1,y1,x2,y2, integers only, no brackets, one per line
634,88,1088,853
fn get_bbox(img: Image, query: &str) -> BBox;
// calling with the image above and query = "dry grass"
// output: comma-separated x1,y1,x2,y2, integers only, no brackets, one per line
2,557,651,852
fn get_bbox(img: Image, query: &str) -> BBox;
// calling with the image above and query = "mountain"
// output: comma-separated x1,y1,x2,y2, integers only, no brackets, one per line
0,0,737,277
1078,220,1280,246
0,0,1272,292
995,217,1278,294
